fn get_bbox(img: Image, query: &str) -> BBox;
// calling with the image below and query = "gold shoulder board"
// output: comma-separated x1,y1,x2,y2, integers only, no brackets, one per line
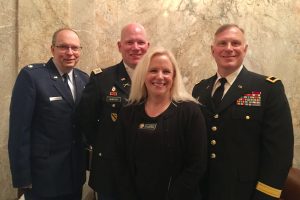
266,76,279,83
92,68,102,74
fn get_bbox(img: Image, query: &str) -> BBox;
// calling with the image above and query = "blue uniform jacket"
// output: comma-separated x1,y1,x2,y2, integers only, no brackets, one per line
8,58,89,197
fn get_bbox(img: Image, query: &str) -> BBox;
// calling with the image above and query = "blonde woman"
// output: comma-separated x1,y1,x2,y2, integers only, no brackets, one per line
115,47,207,200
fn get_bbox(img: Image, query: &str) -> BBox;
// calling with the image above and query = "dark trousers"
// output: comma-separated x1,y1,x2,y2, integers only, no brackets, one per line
24,189,82,200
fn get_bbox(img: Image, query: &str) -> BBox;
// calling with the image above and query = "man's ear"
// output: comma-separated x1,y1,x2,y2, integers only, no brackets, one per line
244,44,248,53
51,45,55,55
117,41,121,52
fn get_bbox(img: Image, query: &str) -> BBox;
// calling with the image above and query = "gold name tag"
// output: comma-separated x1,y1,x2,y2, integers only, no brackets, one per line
139,123,157,130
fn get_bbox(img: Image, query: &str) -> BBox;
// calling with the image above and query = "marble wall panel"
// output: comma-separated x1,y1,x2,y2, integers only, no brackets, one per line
71,0,98,71
1,0,299,199
0,0,18,199
18,0,71,68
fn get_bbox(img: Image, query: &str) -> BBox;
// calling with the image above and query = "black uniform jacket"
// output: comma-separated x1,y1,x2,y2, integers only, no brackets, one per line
8,58,89,197
77,61,131,193
192,66,294,200
114,101,207,200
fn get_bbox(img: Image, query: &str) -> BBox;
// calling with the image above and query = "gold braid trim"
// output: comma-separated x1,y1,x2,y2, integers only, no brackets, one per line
256,181,282,198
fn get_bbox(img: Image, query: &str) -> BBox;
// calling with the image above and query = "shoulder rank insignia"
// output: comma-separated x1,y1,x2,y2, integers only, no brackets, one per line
92,68,102,75
27,63,45,70
266,76,279,83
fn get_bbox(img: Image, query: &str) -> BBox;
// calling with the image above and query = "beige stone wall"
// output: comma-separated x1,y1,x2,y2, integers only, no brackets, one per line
1,0,299,199
1,0,18,199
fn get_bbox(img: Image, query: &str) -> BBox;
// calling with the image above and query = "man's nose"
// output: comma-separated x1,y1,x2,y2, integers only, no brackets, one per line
225,43,233,50
65,48,74,54
132,42,139,49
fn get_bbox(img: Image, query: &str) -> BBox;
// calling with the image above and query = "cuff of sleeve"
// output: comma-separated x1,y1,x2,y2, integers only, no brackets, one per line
256,181,281,198
20,184,32,189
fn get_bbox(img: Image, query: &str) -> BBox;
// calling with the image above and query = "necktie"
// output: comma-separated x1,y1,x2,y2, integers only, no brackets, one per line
212,78,227,106
62,73,72,94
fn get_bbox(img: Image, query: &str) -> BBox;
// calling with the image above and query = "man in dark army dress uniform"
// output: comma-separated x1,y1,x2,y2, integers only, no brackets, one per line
77,23,150,200
8,28,89,200
192,24,294,200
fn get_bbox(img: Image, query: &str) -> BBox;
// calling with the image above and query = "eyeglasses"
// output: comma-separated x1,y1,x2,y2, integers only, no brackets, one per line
55,45,82,52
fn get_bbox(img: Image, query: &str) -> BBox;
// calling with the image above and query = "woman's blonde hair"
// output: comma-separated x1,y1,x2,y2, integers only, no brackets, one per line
128,46,198,104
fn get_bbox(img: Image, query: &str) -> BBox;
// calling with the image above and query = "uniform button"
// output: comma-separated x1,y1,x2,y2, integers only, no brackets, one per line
245,115,250,120
112,104,116,108
214,114,219,119
210,153,216,159
211,140,216,145
98,152,102,157
211,126,217,131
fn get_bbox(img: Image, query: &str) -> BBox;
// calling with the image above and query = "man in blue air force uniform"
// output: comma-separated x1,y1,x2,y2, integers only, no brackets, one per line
8,28,89,200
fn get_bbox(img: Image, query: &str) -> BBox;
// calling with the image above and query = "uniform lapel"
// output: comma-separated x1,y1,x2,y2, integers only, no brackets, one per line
199,75,217,112
47,59,74,107
114,62,131,96
217,67,252,113
73,70,86,105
